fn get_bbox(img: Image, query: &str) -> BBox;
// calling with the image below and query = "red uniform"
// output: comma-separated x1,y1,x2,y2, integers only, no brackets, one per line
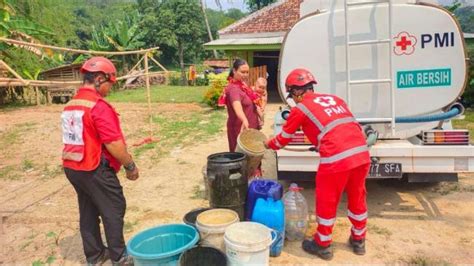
62,87,124,172
267,92,370,246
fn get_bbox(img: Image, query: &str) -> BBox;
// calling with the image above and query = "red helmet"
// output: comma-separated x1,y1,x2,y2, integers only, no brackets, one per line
285,68,317,91
80,57,117,83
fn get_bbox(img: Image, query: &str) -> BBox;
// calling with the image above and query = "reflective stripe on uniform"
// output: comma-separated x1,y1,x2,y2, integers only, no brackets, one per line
62,151,83,161
317,232,332,242
66,99,96,108
348,210,368,221
281,130,294,139
317,117,356,150
296,103,323,131
351,226,367,236
317,216,336,226
320,145,369,164
274,138,283,148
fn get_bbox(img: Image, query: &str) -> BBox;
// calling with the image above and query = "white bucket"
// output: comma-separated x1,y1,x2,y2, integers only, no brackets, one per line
196,209,239,252
236,129,267,177
224,222,275,266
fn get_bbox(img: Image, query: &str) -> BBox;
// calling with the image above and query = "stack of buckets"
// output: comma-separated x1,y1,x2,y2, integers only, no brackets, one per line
126,129,281,266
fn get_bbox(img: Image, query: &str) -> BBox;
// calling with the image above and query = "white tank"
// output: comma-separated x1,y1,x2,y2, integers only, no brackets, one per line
280,1,468,138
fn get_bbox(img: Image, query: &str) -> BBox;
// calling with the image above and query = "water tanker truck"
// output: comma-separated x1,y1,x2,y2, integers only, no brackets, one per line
274,0,472,182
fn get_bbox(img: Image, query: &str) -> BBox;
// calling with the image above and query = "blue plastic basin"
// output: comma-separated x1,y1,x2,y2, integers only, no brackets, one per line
127,224,199,266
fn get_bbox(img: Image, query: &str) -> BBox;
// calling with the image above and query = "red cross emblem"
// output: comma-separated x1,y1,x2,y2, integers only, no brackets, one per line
314,96,336,107
393,31,417,56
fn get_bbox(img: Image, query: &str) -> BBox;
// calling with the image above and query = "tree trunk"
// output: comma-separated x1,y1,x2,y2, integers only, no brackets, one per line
200,0,218,58
179,42,186,86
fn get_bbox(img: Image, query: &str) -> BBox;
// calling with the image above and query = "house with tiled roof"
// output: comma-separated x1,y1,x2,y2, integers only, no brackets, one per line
205,0,319,100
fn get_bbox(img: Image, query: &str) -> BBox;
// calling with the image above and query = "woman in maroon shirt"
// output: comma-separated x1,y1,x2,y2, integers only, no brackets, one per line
225,59,260,152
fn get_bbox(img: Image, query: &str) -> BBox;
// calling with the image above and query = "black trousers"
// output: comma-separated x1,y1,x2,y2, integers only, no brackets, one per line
64,160,126,262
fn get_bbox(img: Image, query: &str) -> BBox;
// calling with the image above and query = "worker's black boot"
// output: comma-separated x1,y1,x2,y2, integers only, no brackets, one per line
302,239,333,261
349,237,366,255
87,248,110,266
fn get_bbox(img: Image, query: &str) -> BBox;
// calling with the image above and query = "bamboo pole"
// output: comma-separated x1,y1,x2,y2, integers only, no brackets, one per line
144,52,153,138
149,56,169,72
0,71,168,87
127,55,145,74
0,60,29,85
0,37,159,55
35,87,40,105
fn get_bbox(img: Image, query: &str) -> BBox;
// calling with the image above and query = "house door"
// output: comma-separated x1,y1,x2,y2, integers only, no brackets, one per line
253,51,280,103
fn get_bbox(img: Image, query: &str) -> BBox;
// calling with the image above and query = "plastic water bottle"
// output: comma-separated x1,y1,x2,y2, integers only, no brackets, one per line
283,183,308,241
251,197,285,257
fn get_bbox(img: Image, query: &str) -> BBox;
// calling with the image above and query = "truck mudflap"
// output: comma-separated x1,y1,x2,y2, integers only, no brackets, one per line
276,139,474,181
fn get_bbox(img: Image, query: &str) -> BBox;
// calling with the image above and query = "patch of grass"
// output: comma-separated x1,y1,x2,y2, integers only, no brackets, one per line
0,122,36,154
107,85,208,103
452,109,474,142
403,256,450,266
190,185,206,200
41,164,63,179
432,182,474,195
22,158,34,171
0,165,18,180
0,102,36,111
368,224,392,238
124,220,139,233
1,127,20,146
132,109,225,160
133,142,157,158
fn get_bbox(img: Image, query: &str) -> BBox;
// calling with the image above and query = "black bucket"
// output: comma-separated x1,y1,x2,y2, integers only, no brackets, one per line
207,152,248,220
183,208,212,228
179,246,227,266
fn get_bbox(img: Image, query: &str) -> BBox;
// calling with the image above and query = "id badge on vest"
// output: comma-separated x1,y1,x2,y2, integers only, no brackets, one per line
61,110,85,145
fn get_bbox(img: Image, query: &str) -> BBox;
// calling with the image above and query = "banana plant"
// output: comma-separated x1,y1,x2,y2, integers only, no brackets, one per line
0,0,54,58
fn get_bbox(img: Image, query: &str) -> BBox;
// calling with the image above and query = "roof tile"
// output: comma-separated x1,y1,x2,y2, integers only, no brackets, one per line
220,0,302,35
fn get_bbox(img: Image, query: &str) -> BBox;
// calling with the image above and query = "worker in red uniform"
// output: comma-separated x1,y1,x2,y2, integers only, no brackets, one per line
265,68,370,260
61,57,138,266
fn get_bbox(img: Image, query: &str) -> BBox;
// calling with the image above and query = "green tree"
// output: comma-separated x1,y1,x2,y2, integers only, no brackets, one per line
225,8,246,21
246,0,277,12
138,0,207,85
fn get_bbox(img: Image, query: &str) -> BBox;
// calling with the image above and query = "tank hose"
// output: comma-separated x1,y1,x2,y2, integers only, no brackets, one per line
395,103,464,123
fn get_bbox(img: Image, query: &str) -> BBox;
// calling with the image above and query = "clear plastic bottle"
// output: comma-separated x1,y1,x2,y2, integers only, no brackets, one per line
282,183,308,241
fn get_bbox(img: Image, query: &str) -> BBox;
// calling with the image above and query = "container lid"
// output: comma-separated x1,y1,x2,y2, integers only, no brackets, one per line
237,129,267,154
224,222,272,247
196,209,239,230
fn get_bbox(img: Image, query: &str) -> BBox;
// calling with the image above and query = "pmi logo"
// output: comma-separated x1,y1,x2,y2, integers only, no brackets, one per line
393,31,455,56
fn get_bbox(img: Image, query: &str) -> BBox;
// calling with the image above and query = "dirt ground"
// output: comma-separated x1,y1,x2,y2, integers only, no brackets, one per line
1,103,473,265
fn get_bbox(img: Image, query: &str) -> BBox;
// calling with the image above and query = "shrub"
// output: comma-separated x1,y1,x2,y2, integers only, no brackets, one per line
168,71,182,86
195,76,209,86
203,72,228,109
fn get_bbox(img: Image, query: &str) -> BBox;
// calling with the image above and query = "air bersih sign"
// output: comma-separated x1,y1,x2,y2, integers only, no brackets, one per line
397,68,451,89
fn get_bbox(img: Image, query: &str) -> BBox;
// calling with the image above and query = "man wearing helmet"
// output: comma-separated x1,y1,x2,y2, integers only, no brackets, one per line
265,69,370,260
61,57,138,265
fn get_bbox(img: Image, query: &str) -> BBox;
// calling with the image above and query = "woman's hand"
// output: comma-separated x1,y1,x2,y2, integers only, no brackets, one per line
241,120,249,132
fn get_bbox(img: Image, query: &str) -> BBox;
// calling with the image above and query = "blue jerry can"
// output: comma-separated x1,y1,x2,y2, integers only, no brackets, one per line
251,197,285,257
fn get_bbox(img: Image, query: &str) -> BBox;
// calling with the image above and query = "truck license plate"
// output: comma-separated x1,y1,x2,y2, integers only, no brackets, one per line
369,163,402,178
